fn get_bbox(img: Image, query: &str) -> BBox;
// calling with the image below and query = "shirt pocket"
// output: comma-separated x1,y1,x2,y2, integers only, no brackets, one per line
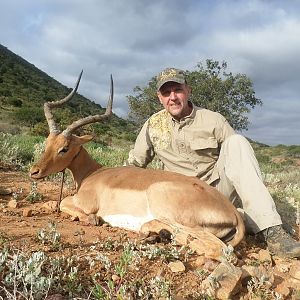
189,137,219,162
190,137,218,151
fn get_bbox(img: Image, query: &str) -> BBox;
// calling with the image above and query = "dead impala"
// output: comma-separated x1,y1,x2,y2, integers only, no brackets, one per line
30,72,245,259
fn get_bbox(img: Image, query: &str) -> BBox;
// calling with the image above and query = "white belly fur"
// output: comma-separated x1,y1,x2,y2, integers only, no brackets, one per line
103,213,155,231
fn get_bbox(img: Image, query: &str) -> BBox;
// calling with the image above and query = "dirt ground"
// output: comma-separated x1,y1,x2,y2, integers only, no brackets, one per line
0,164,299,299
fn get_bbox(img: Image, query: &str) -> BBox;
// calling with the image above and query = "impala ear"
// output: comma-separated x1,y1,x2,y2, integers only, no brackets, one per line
78,135,94,144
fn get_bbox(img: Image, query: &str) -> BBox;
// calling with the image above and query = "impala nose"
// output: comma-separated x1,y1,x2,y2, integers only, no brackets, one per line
29,166,41,178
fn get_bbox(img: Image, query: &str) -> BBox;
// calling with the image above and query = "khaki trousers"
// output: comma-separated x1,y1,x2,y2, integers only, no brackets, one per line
212,134,282,234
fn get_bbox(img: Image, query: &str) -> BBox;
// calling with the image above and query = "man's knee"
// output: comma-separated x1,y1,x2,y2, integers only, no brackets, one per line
223,134,254,153
225,134,250,145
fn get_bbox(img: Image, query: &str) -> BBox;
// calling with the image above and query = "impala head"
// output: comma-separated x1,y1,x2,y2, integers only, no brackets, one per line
30,71,113,179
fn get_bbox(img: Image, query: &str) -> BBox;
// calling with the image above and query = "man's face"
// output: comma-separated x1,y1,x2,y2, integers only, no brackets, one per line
157,82,192,120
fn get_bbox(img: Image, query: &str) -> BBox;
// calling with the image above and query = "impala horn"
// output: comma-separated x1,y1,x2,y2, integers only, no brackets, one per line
44,70,83,134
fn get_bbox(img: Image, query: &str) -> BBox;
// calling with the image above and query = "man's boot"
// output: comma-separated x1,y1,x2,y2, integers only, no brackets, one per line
262,225,300,258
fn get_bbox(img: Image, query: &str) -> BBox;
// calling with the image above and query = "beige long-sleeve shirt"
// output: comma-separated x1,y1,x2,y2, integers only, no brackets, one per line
126,103,235,184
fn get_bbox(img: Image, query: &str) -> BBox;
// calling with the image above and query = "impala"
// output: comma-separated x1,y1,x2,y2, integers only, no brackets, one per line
30,72,245,259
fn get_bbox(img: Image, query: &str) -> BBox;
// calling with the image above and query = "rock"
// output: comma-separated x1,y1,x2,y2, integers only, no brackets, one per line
203,259,219,272
274,261,291,273
287,276,300,290
241,265,274,287
247,252,259,260
112,274,120,282
7,199,19,208
258,249,272,264
74,229,85,236
201,262,242,299
22,208,32,217
193,255,206,268
156,267,166,277
289,261,300,280
0,188,12,195
168,260,185,273
275,282,290,299
42,201,58,211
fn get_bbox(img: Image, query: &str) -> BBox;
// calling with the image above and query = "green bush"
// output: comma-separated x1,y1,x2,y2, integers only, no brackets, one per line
0,133,44,168
7,97,23,107
11,106,44,127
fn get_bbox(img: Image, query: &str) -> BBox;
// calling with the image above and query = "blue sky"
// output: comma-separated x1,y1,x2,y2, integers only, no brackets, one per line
1,0,300,145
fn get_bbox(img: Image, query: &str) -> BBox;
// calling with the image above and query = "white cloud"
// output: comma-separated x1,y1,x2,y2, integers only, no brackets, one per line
1,0,300,145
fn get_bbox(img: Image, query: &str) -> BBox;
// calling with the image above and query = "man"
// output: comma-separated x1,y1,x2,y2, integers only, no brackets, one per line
126,67,300,259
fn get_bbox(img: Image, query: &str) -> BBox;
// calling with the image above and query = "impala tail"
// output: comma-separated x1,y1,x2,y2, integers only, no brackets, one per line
225,209,245,247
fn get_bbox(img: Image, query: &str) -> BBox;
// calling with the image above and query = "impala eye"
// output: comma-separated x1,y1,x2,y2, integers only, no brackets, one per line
58,146,69,155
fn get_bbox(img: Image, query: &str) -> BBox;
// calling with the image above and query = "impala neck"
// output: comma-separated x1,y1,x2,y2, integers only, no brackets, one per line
68,147,102,189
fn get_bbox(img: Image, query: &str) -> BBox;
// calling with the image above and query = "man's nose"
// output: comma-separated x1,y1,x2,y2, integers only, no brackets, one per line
169,90,177,100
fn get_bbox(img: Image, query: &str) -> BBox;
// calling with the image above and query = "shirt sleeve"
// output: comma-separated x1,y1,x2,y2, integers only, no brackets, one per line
124,120,155,168
214,113,236,143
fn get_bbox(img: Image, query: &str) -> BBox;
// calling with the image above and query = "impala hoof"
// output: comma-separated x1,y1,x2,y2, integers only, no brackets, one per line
140,233,161,244
139,229,172,245
80,214,101,226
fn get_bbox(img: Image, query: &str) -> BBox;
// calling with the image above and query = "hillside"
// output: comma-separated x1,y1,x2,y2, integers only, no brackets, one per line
0,44,136,145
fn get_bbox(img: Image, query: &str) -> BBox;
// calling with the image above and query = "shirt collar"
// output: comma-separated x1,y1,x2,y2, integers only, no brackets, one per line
170,101,196,125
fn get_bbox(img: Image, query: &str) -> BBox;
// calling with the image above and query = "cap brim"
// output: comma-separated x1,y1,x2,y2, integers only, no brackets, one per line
157,78,185,91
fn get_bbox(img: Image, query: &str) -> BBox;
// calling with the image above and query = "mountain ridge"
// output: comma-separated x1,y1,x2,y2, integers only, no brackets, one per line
0,44,136,145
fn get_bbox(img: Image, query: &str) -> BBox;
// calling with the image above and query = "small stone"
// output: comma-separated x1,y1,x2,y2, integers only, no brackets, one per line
0,188,12,195
289,261,300,280
288,276,300,290
241,264,274,287
204,259,219,272
247,252,259,260
74,229,85,236
8,199,19,208
258,249,272,264
168,260,186,273
22,208,32,217
274,261,291,273
156,267,166,277
202,262,242,300
112,274,120,282
275,282,290,299
194,255,206,267
42,201,58,211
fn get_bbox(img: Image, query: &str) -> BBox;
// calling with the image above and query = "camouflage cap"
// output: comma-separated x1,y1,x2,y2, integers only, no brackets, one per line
156,68,186,91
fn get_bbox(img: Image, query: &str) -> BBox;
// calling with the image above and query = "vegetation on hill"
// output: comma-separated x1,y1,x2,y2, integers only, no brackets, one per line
0,44,136,145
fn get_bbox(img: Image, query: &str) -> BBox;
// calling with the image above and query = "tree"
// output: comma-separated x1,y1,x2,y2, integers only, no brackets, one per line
127,78,161,127
127,59,262,131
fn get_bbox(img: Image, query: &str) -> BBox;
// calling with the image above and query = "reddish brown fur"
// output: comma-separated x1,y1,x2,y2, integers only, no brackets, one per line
30,133,245,248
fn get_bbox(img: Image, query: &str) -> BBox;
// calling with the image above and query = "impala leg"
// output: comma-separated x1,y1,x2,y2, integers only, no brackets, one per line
60,196,99,225
141,219,228,261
